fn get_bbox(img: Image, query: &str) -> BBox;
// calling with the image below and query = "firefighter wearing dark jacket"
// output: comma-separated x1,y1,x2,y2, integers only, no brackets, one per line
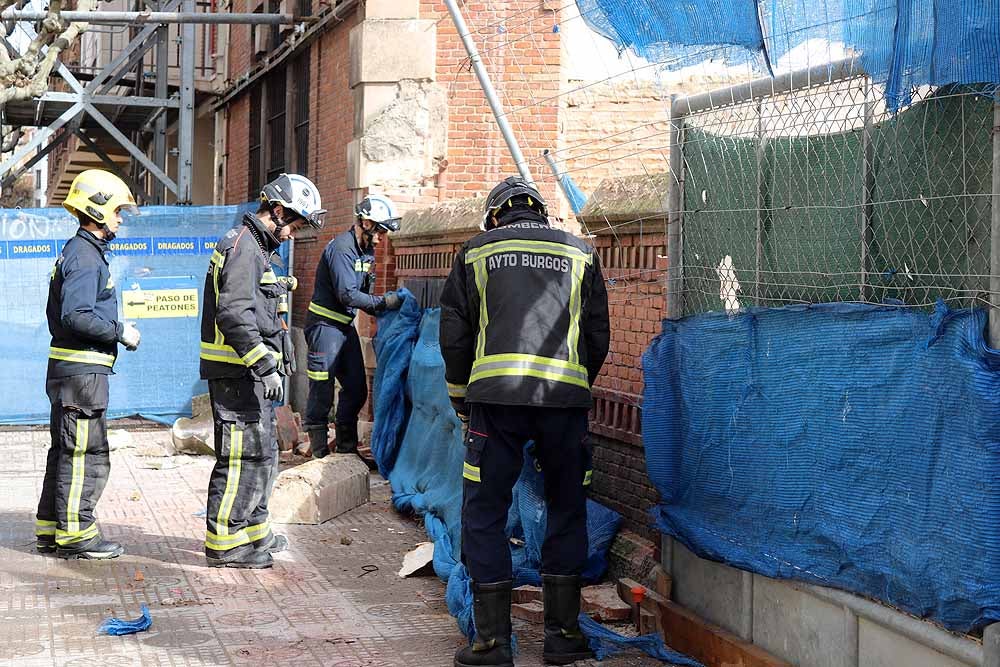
303,194,403,458
35,169,142,560
200,173,325,569
441,177,610,667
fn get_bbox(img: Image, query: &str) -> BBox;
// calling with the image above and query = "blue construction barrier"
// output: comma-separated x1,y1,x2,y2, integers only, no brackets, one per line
371,292,699,663
0,203,288,424
642,302,1000,632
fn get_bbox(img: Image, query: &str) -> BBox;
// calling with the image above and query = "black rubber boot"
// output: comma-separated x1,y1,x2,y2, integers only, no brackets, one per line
334,423,358,455
542,574,593,665
454,580,514,667
307,426,329,459
56,536,125,560
36,535,56,554
206,543,273,569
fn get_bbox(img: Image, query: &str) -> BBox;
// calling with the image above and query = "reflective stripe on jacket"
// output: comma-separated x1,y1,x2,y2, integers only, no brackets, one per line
439,212,610,409
46,228,121,378
199,213,292,380
306,228,385,327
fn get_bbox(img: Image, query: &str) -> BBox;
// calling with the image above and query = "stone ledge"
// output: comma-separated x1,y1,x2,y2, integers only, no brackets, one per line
577,173,670,234
393,196,484,247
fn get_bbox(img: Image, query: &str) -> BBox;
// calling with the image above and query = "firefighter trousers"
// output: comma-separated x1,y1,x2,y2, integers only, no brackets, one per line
204,376,278,559
36,373,111,547
461,404,593,584
303,321,367,437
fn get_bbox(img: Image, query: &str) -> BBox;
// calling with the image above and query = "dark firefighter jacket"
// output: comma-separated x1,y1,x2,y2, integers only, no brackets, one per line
200,213,292,380
47,228,123,378
439,211,610,410
306,228,386,328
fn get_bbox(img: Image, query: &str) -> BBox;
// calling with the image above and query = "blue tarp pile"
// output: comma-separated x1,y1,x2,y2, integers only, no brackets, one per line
0,203,285,424
643,302,1000,632
575,0,1000,110
371,291,699,663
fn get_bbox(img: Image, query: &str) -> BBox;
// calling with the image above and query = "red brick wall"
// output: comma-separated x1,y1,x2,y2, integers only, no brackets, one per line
424,0,561,207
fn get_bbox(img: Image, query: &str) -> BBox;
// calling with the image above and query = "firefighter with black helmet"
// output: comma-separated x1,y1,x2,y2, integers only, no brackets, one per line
199,172,325,569
302,194,403,459
441,176,610,666
35,169,142,560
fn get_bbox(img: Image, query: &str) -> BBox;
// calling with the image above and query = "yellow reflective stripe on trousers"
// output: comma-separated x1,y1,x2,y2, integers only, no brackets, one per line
56,522,99,546
308,301,354,324
447,382,467,398
464,239,593,265
470,353,590,389
245,521,271,543
35,519,56,536
205,528,250,551
583,470,593,486
66,417,89,534
307,369,329,381
463,462,481,482
473,259,488,361
566,257,584,366
216,425,243,538
48,347,115,367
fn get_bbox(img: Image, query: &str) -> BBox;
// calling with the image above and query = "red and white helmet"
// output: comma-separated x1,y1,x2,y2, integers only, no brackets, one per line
260,173,326,228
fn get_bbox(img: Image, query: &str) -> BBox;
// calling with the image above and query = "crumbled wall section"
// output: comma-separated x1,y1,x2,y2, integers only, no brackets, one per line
358,80,448,191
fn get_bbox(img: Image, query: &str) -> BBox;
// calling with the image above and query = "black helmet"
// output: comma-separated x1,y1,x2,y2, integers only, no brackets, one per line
482,176,546,229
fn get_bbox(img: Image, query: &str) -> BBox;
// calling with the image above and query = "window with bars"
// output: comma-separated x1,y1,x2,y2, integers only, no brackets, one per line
293,55,310,174
265,69,287,183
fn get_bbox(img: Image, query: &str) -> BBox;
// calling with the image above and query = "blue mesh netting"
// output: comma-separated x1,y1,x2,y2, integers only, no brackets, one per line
0,203,286,424
642,302,1000,632
372,294,693,662
575,0,1000,110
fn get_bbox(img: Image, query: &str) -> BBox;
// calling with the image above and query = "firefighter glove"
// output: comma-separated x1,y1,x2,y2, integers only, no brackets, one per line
384,291,403,311
118,321,141,351
262,371,284,402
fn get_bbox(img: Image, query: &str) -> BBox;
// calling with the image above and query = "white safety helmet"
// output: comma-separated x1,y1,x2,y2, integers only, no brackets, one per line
355,194,401,233
260,173,326,228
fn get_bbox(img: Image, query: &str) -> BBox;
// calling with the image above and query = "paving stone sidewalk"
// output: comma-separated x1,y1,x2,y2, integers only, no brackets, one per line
0,427,666,667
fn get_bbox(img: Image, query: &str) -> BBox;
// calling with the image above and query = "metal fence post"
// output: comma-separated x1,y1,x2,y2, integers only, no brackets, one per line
990,102,999,348
177,0,195,204
666,94,685,319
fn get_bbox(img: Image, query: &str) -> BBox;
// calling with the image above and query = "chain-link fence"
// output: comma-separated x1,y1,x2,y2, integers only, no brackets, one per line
670,57,998,318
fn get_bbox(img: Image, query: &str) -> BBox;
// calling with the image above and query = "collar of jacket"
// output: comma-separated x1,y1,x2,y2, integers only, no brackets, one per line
493,209,549,228
75,226,110,258
243,212,281,253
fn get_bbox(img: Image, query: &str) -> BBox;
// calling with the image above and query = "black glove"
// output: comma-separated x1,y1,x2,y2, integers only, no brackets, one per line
451,397,468,420
262,371,284,402
383,290,403,311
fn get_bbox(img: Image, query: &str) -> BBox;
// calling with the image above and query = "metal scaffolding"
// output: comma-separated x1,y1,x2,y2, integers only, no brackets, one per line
0,5,304,204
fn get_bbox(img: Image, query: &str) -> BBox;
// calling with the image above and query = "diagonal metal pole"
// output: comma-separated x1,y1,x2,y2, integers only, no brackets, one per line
83,101,178,194
0,125,72,189
442,0,534,185
90,0,183,94
990,101,999,348
0,102,83,180
75,129,150,202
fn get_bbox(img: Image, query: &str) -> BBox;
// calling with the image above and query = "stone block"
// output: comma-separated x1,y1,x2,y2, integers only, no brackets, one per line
268,454,370,524
582,585,632,622
349,20,436,87
512,585,542,604
170,414,214,456
191,392,211,418
354,82,400,136
288,326,309,413
512,601,545,624
361,0,420,19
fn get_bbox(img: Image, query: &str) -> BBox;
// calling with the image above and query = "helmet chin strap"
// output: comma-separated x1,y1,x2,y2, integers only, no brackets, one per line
98,222,116,242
